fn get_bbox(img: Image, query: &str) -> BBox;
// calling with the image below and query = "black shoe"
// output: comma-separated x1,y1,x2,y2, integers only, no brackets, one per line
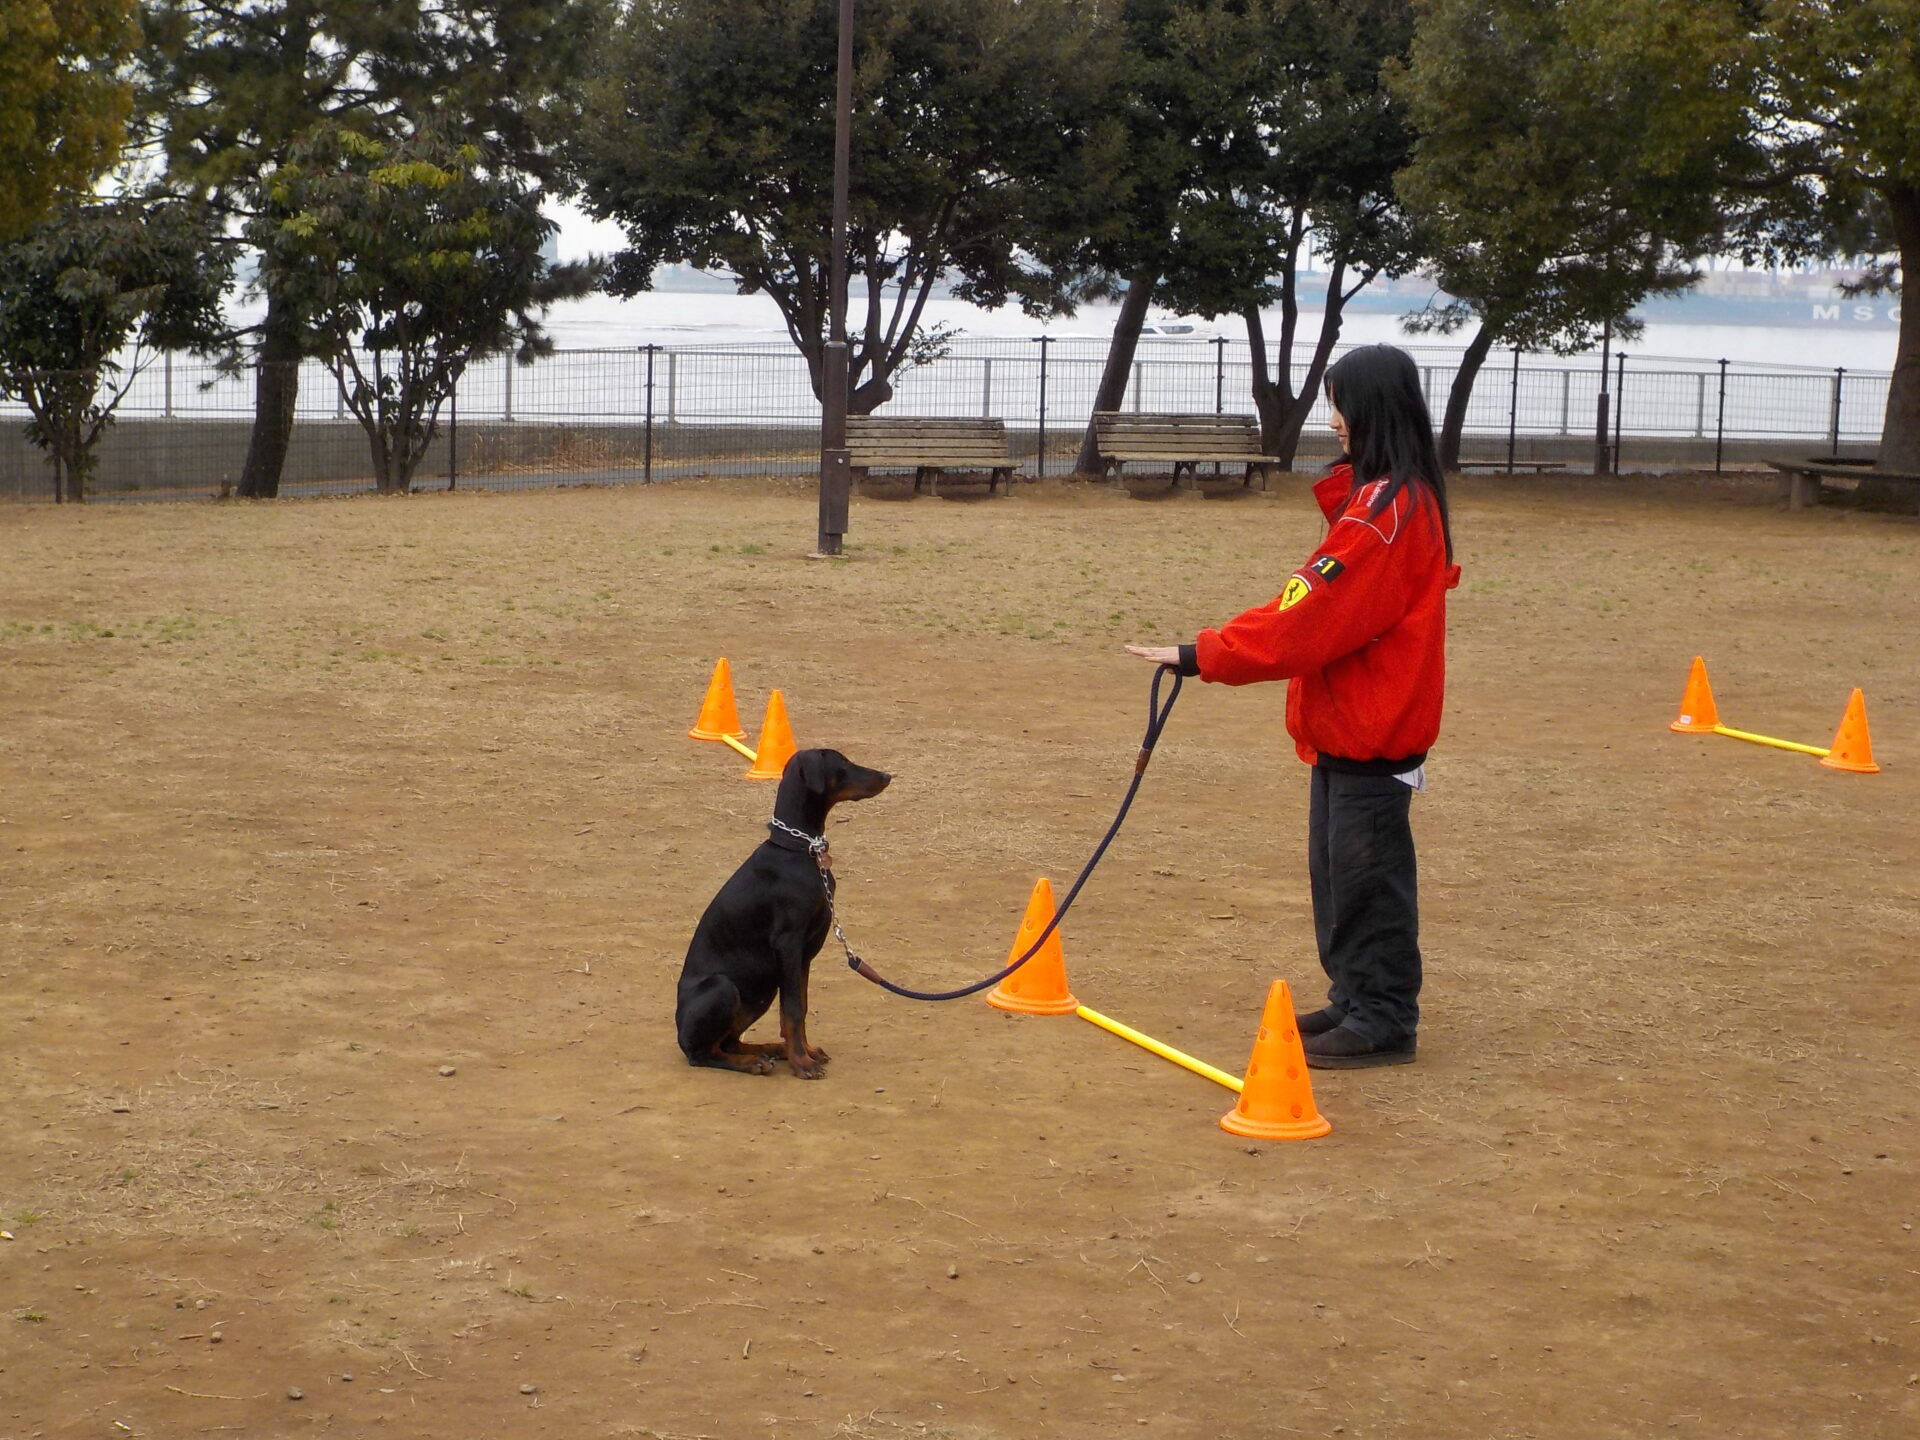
1294,1006,1347,1037
1303,1023,1416,1069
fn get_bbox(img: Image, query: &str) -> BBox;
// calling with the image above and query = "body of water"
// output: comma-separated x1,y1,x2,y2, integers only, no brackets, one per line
221,285,1901,375
518,288,1901,375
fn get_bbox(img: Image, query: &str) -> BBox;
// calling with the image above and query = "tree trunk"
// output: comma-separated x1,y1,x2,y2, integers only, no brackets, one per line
1439,321,1498,472
237,293,301,499
849,372,893,415
1248,263,1350,468
1244,306,1291,460
58,409,85,503
1074,270,1157,476
1872,184,1920,479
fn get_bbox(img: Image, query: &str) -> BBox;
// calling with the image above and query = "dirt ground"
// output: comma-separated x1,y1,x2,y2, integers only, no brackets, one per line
3,470,1917,1440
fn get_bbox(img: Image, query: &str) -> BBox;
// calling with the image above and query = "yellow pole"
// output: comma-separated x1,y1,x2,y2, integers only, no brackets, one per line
1075,1005,1243,1093
1711,723,1829,758
721,734,758,762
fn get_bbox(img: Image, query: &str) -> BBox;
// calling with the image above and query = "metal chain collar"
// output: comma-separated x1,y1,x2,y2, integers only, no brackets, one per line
768,817,864,968
768,816,827,856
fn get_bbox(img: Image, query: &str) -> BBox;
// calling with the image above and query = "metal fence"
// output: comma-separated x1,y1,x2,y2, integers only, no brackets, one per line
1,336,1891,503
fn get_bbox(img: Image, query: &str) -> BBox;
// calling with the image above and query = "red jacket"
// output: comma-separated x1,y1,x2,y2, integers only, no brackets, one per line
1191,465,1461,766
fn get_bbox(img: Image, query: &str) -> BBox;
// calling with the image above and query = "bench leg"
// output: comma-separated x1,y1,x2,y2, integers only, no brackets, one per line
1788,471,1818,511
991,467,1011,495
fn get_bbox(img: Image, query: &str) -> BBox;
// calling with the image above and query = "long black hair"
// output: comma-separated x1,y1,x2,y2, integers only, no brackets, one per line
1324,344,1453,562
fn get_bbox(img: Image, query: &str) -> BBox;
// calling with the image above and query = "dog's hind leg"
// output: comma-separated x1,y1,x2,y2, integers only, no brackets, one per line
677,976,776,1075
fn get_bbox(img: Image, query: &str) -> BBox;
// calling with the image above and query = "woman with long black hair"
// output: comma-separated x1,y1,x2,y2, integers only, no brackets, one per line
1127,344,1460,1068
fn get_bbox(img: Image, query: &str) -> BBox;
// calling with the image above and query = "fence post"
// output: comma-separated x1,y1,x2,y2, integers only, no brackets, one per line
1715,358,1728,473
644,344,656,484
1132,359,1144,414
1034,335,1051,478
666,350,677,424
982,356,992,420
1612,352,1626,472
335,361,346,421
1214,336,1226,414
1694,372,1707,439
164,352,175,419
1559,368,1571,435
1506,346,1520,473
1829,366,1845,453
504,355,514,423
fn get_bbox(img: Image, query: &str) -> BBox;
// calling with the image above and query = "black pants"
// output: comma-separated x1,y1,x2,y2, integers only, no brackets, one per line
1307,764,1422,1044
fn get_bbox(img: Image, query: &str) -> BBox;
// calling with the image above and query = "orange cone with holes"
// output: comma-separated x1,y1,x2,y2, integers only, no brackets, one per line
1819,688,1880,774
1669,656,1720,733
688,657,748,742
987,878,1079,1015
1220,979,1331,1141
744,689,798,781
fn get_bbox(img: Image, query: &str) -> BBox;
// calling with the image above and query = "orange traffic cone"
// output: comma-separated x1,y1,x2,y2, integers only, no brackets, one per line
1819,688,1880,774
744,689,798,781
1669,656,1720,733
1220,980,1331,1142
688,657,747,742
987,877,1079,1015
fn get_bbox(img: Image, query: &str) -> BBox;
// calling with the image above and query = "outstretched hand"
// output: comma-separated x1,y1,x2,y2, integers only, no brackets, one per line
1124,644,1181,666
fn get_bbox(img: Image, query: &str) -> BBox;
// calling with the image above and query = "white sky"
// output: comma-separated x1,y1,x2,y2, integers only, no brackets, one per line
547,201,628,262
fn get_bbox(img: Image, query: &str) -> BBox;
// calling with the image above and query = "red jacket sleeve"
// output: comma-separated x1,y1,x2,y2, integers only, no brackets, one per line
1193,483,1420,686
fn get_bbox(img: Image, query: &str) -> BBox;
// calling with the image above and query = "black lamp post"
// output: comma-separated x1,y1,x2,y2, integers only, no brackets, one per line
1594,314,1613,476
816,0,854,555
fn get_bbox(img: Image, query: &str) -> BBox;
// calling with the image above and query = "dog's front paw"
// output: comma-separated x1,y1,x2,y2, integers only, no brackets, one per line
788,1055,826,1080
806,1045,831,1064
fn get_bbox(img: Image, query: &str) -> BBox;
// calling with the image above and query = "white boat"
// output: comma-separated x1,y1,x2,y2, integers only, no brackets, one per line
1137,313,1223,340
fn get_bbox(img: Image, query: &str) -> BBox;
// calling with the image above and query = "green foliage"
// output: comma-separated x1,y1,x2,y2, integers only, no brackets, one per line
1761,0,1920,210
570,0,1125,412
139,0,605,494
1757,0,1920,469
251,125,599,494
142,0,601,203
1391,0,1758,464
0,193,229,501
1394,0,1754,355
1122,0,1423,460
0,0,137,241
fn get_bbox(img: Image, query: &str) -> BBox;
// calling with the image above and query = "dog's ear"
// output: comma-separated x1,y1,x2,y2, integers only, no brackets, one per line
791,747,836,796
810,748,850,791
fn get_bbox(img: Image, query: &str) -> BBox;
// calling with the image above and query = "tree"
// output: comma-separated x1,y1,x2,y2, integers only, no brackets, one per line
0,0,137,241
1758,0,1920,475
251,125,598,494
0,193,229,501
141,0,602,496
571,0,1125,414
1391,0,1755,470
1146,0,1425,465
1065,0,1235,476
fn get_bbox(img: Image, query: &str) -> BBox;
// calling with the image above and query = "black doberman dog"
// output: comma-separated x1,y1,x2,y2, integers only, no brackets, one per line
675,748,890,1078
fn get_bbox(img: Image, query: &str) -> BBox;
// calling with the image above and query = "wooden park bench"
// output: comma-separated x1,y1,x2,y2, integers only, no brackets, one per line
1092,412,1285,488
1761,455,1920,513
846,416,1021,495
